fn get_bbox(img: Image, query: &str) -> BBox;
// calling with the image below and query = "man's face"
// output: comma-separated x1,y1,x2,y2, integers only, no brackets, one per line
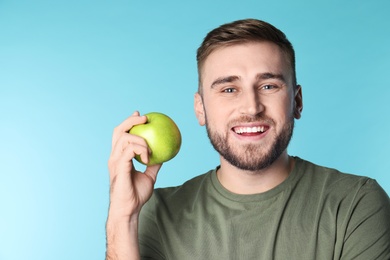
194,42,302,171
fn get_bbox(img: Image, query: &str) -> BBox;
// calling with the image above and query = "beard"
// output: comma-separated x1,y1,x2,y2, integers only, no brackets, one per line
205,114,295,171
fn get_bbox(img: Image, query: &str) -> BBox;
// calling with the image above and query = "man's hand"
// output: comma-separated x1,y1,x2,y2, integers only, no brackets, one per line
106,111,162,260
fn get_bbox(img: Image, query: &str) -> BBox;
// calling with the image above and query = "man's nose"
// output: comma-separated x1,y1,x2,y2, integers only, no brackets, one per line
238,89,264,116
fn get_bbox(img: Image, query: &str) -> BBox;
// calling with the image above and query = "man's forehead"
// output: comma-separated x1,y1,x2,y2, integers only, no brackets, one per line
202,44,292,84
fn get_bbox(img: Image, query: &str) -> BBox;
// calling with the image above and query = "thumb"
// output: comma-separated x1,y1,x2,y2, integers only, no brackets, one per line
144,163,162,184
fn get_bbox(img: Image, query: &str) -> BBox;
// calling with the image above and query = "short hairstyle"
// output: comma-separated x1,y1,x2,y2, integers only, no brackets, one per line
196,19,297,93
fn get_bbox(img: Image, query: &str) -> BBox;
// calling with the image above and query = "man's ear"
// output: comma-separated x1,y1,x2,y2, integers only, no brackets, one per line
194,92,206,126
294,85,303,119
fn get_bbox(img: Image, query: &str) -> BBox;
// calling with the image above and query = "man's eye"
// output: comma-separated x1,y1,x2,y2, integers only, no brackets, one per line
263,85,276,90
223,88,236,93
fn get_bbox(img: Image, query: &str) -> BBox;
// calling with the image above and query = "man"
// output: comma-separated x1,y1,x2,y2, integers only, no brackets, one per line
106,19,390,259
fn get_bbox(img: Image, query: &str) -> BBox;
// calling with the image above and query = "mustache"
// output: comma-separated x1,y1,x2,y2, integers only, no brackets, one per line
228,115,275,127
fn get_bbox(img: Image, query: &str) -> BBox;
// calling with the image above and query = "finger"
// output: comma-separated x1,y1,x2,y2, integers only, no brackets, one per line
112,111,147,141
144,164,163,184
115,140,150,168
111,132,149,158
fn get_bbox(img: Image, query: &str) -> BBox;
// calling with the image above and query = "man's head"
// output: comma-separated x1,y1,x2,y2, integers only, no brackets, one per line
194,19,303,171
196,19,297,95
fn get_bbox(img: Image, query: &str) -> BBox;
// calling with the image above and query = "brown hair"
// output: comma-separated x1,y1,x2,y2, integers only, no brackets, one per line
196,19,297,93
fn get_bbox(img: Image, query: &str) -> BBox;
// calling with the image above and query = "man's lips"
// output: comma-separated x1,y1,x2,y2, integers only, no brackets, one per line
232,124,270,135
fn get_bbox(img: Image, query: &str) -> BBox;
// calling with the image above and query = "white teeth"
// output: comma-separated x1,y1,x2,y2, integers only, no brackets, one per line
235,126,265,134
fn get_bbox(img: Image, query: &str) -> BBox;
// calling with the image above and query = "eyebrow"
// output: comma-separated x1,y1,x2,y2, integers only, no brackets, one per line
210,72,286,89
256,72,286,82
210,75,240,88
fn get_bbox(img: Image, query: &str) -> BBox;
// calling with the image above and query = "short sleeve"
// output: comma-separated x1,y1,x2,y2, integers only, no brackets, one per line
341,179,390,259
138,193,166,260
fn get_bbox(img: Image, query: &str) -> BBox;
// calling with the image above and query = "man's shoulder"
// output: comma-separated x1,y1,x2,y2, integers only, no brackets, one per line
150,168,216,204
296,157,387,200
297,157,371,185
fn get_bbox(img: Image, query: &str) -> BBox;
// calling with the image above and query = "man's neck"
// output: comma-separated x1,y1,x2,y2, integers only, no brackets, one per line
216,152,294,195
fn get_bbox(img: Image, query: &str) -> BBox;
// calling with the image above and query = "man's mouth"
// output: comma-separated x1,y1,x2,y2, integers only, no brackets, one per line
232,125,269,135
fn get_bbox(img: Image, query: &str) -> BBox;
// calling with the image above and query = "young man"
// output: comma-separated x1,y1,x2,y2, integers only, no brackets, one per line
106,19,390,259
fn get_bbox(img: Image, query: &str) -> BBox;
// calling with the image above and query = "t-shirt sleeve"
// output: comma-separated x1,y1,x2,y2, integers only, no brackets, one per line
138,193,166,260
340,179,390,259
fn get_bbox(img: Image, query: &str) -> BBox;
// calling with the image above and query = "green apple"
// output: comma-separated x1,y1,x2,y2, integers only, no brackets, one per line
129,112,182,166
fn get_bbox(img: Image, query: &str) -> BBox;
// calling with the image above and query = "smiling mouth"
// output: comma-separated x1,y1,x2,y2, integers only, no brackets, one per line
232,126,268,135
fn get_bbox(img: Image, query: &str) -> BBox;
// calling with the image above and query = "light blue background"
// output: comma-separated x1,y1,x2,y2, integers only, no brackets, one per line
1,0,389,259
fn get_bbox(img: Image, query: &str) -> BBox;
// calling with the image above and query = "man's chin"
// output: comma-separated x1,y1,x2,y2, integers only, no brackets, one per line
221,149,277,171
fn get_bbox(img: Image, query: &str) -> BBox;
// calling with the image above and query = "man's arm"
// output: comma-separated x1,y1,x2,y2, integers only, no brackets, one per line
106,215,139,259
105,111,162,260
341,179,390,259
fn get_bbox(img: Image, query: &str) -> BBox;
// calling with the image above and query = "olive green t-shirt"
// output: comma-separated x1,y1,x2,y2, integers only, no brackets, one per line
139,157,390,259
